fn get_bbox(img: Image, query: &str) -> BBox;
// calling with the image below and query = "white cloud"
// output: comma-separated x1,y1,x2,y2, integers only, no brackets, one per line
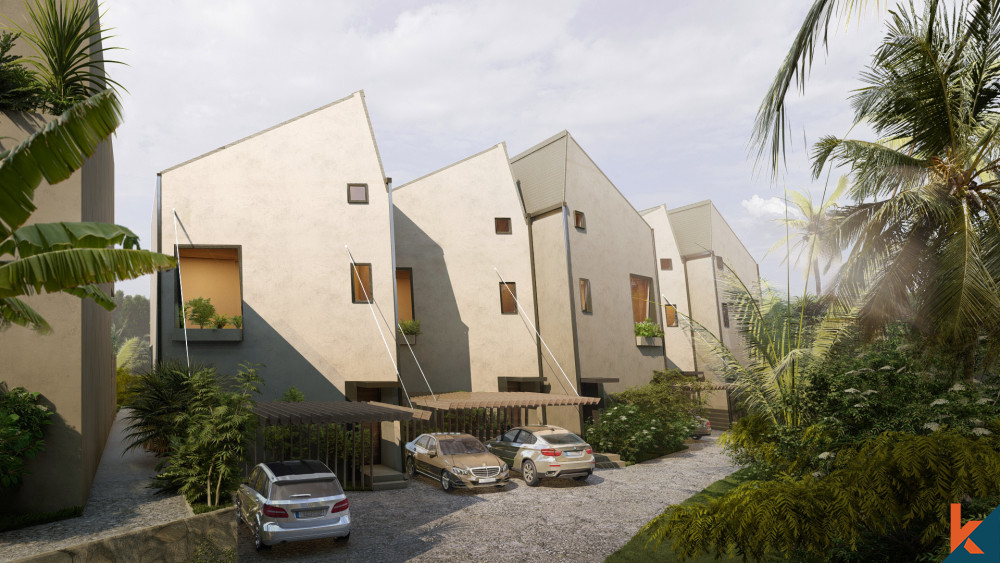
741,195,788,218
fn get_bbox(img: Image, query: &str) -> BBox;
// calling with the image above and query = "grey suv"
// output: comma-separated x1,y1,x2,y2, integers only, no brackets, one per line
237,460,351,551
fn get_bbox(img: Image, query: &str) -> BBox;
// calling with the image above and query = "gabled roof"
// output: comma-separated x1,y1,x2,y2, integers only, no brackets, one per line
509,131,569,216
159,90,387,184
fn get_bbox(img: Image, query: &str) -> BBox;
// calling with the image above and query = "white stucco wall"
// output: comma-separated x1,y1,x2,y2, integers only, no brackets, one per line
392,144,539,395
156,91,397,399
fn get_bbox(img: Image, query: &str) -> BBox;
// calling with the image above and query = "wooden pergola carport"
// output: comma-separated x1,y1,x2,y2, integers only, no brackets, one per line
250,401,430,490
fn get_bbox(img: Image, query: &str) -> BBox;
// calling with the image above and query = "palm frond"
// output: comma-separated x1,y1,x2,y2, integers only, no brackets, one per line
0,247,175,299
0,296,51,333
0,221,141,257
0,89,122,239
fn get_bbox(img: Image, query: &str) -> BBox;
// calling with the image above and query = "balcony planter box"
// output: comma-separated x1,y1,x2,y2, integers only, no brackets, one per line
397,334,417,346
635,336,662,348
172,328,243,342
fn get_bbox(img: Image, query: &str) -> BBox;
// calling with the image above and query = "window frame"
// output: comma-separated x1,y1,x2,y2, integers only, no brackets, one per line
660,258,673,271
174,244,244,330
495,217,512,235
351,263,373,304
716,256,725,270
579,278,592,313
722,302,730,328
629,273,656,324
574,210,586,230
499,282,517,315
396,267,415,321
347,183,369,204
664,304,678,327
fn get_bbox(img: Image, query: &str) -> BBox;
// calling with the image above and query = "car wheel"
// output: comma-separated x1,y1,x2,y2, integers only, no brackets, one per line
405,456,417,478
692,435,703,440
440,470,453,492
335,532,350,543
235,502,243,525
522,460,540,487
253,523,270,551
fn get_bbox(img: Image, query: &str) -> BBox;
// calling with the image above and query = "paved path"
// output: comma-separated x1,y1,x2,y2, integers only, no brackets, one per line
238,433,735,562
0,410,191,562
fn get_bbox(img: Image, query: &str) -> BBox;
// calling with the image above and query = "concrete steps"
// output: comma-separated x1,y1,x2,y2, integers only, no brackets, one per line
593,453,626,469
363,464,408,491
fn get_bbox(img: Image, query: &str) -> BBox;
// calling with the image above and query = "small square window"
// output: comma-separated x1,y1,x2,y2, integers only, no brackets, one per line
579,278,592,313
660,258,673,271
664,304,678,327
347,183,369,204
574,211,586,230
351,263,373,303
495,218,512,234
500,282,517,314
716,256,725,270
722,302,730,328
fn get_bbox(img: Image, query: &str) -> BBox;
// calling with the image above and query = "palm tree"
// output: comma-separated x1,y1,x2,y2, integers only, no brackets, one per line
0,90,176,332
9,0,125,114
770,178,848,295
812,1,1000,373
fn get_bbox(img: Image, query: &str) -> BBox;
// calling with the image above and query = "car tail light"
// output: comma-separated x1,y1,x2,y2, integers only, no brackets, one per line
585,448,593,454
540,448,562,457
331,499,349,514
262,504,288,518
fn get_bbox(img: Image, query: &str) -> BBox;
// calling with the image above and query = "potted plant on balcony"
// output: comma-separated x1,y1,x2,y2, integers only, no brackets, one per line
174,297,243,342
398,319,421,346
634,318,664,347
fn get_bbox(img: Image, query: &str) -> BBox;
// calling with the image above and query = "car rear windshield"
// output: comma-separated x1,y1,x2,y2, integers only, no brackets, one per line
541,433,585,445
438,438,487,455
271,479,343,500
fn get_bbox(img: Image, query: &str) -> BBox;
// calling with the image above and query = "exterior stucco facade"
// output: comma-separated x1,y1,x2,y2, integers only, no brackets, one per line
392,144,539,397
153,92,399,402
0,0,116,514
510,132,666,431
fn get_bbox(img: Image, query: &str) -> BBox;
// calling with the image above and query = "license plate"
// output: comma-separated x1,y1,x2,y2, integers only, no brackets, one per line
565,451,582,457
479,477,496,483
296,509,325,519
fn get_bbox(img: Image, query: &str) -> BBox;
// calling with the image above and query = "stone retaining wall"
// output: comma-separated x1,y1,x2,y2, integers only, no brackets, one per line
15,507,236,563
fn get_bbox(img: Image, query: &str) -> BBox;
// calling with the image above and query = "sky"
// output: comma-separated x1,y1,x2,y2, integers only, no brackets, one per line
99,0,888,297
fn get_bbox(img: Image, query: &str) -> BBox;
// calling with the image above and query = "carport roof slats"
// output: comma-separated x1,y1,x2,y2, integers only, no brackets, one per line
410,392,601,410
253,401,428,426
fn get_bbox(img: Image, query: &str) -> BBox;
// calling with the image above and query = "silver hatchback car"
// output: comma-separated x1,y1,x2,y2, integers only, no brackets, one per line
237,460,351,551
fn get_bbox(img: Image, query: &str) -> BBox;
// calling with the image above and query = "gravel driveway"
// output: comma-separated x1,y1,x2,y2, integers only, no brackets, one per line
238,434,735,562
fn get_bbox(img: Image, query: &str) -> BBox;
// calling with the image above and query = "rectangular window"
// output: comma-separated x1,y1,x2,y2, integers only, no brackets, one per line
579,278,592,313
495,218,512,234
396,268,414,321
629,274,655,324
351,263,373,303
664,304,678,327
500,282,517,314
176,246,242,329
722,303,730,328
660,258,673,271
716,256,725,270
574,211,586,230
347,183,369,204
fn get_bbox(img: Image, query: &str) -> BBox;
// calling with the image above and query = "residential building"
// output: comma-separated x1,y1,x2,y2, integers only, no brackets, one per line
151,91,400,405
392,144,540,398
509,131,666,431
0,0,116,513
641,200,760,428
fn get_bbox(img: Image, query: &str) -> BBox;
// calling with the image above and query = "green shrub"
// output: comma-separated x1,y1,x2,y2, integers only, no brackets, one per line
210,313,229,329
0,384,53,488
615,369,707,423
585,403,692,463
184,297,216,328
280,386,306,402
122,362,200,456
230,315,242,329
645,431,1000,562
154,364,261,507
634,318,664,338
399,319,421,335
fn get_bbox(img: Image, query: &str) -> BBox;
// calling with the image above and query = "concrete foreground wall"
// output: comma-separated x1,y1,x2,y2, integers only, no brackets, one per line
16,508,237,563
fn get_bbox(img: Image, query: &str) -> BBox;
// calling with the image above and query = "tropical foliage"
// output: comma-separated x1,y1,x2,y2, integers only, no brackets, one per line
0,383,52,488
8,0,124,114
398,319,421,336
153,364,261,507
183,296,216,329
122,361,197,456
770,178,847,295
0,31,44,111
634,318,665,338
111,290,150,341
0,90,176,333
812,1,1000,376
